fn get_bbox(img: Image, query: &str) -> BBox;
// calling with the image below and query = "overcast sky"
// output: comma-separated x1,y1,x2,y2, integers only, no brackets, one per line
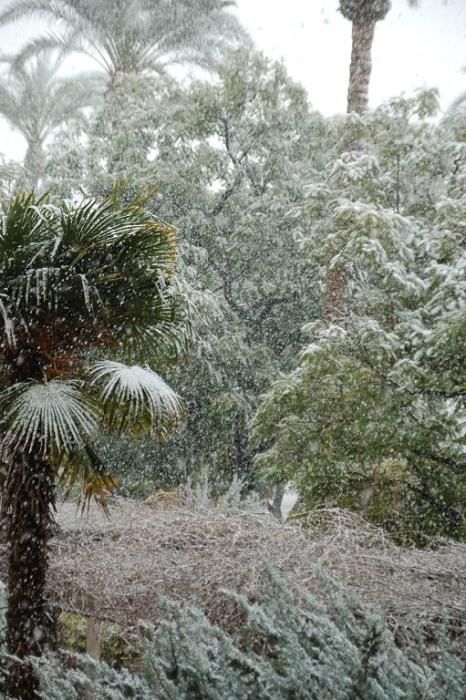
0,0,465,162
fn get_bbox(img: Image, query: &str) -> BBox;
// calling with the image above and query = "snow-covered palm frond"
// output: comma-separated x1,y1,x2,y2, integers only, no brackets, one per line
0,380,98,456
0,296,15,346
1,192,185,364
0,0,248,82
90,360,183,440
0,0,81,28
448,89,466,114
0,49,100,147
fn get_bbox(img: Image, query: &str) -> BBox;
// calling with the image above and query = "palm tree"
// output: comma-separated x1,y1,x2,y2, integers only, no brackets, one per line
340,0,391,114
324,0,419,320
0,0,248,85
0,51,100,189
0,187,187,697
340,0,419,114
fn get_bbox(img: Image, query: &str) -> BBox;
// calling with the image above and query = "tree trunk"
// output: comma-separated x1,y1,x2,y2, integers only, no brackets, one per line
347,20,376,114
323,267,348,323
3,450,55,699
0,463,7,542
23,139,45,191
268,486,284,521
323,19,376,321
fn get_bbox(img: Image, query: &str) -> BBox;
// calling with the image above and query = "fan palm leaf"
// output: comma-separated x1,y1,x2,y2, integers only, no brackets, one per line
0,379,98,456
90,360,183,439
0,191,188,360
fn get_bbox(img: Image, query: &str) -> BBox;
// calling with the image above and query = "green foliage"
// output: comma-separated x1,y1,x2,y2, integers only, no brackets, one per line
135,49,332,484
83,72,167,197
57,613,142,669
253,95,466,543
57,613,87,655
19,569,466,699
46,48,335,486
0,190,188,505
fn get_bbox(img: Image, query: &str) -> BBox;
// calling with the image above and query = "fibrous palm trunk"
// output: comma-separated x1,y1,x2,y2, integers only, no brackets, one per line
324,19,376,321
3,450,55,699
0,464,7,542
346,20,376,114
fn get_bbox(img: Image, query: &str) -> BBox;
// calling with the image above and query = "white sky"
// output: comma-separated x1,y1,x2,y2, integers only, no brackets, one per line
0,0,465,162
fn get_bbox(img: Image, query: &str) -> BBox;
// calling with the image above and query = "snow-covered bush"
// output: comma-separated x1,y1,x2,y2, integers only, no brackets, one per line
253,94,466,543
22,569,465,700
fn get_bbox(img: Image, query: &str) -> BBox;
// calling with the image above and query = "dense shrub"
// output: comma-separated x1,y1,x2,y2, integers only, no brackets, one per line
1,569,462,699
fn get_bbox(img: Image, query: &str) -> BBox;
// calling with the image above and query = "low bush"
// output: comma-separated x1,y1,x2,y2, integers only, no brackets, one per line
1,568,461,699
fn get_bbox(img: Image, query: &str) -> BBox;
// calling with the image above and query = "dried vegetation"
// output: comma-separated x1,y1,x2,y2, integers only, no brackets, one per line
2,497,461,641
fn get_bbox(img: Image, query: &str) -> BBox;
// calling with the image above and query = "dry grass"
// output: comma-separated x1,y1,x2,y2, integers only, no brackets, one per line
22,497,463,637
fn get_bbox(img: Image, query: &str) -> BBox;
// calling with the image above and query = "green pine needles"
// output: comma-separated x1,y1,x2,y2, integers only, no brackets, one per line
6,568,463,700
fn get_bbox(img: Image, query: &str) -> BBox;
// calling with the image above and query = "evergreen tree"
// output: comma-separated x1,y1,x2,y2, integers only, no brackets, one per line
6,569,464,699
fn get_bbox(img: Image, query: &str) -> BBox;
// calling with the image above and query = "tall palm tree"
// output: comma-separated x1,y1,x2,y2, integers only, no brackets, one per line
0,188,187,698
0,0,248,85
324,0,419,320
0,51,100,189
340,0,420,114
340,0,391,114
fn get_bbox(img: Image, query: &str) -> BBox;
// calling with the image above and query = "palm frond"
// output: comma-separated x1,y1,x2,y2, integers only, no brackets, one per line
448,90,466,114
0,0,78,27
0,0,247,80
0,296,15,346
89,360,183,440
1,192,187,363
0,379,98,455
0,48,101,153
9,34,66,70
57,441,117,513
0,191,50,255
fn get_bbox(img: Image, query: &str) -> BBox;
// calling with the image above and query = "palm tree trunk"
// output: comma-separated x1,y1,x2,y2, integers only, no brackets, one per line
0,464,7,542
323,19,376,321
4,450,55,699
347,20,376,114
24,139,45,191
